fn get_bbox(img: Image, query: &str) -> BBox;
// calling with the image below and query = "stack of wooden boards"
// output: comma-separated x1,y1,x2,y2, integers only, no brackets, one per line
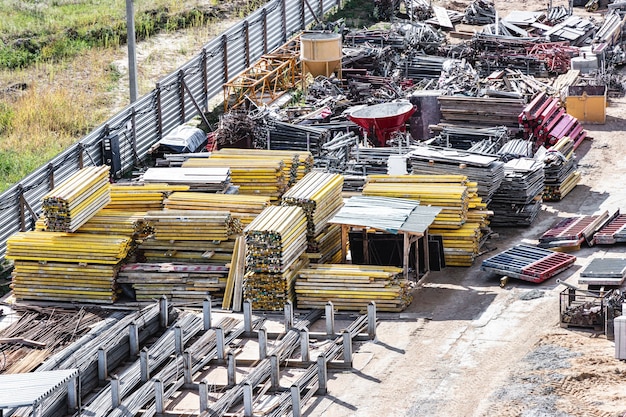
363,174,492,266
295,264,412,312
41,166,111,232
281,172,344,263
243,205,308,310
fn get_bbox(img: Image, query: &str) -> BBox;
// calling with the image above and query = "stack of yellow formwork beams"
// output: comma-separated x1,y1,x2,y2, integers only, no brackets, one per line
243,257,308,311
363,175,470,228
42,166,111,232
363,174,491,266
139,239,236,264
6,231,132,303
117,263,229,302
281,172,344,261
144,210,242,241
295,264,411,312
182,158,288,199
75,209,149,238
308,224,343,264
210,148,314,184
107,183,189,211
164,192,270,226
244,205,308,310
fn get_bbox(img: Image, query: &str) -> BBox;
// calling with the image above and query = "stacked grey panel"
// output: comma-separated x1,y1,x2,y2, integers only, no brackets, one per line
408,145,505,202
489,158,545,226
578,258,626,286
497,139,534,161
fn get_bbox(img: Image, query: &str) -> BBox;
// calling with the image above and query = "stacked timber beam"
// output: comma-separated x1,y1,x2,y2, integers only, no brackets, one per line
42,166,111,232
594,211,626,245
541,136,580,201
437,95,525,132
107,183,189,210
7,232,132,303
244,205,308,310
182,157,288,199
281,172,345,263
127,210,241,301
164,192,270,226
295,264,412,312
209,148,314,185
489,158,545,227
519,92,587,151
363,174,492,266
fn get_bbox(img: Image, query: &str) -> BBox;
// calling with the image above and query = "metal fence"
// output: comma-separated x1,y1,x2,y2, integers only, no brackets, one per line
0,0,340,261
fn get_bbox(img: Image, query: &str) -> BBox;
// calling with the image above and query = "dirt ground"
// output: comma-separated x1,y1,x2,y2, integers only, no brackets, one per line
302,1,626,415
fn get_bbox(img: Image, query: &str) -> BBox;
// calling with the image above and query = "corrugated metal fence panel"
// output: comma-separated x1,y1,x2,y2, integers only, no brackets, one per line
247,9,268,59
0,189,20,259
322,0,337,14
179,58,205,126
133,93,159,159
158,72,184,138
265,1,287,53
205,41,226,104
285,0,304,38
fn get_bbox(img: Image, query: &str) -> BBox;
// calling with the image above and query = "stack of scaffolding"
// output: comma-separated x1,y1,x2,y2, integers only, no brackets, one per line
164,192,271,226
281,172,344,262
407,145,505,202
489,158,545,226
7,231,132,303
363,174,491,266
107,183,189,210
244,205,308,310
143,210,241,241
117,263,230,302
182,158,288,198
42,166,111,232
295,264,411,312
209,148,314,185
542,136,580,201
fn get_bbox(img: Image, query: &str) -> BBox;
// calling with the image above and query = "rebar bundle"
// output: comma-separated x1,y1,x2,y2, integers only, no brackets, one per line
164,192,270,226
107,183,190,211
144,210,241,241
182,158,288,198
42,166,111,232
295,264,412,312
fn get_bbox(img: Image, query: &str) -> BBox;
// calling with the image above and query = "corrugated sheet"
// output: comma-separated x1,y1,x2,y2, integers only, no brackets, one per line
329,196,441,235
0,368,78,408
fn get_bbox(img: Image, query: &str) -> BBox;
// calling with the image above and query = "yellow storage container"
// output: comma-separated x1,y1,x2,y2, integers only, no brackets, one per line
566,85,607,124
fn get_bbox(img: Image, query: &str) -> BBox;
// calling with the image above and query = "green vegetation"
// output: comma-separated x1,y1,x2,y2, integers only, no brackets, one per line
325,0,378,28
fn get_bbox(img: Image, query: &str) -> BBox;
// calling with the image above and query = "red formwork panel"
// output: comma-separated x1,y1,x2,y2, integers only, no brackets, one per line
520,252,577,283
594,214,626,245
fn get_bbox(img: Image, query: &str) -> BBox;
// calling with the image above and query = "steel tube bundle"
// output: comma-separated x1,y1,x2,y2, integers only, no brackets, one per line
42,166,111,232
164,192,270,226
107,183,190,211
144,210,241,241
182,158,289,198
295,264,411,312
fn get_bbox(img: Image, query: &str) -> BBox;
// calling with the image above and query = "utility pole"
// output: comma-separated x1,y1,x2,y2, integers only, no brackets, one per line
126,0,138,103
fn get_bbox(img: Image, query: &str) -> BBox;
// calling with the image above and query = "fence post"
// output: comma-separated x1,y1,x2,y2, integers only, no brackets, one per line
78,143,85,169
178,70,186,124
130,107,138,166
262,8,268,54
243,20,250,68
222,35,229,83
281,0,287,42
17,185,26,232
201,48,209,110
300,0,306,30
47,163,55,190
155,82,163,140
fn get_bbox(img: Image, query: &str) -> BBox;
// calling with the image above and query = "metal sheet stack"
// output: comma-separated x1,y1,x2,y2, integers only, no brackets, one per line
541,136,580,201
281,172,344,261
164,192,271,226
209,148,314,185
42,166,111,232
295,264,411,312
182,157,288,199
107,183,189,210
578,258,626,287
244,205,308,310
363,174,491,266
407,145,505,202
6,231,132,303
143,210,241,241
141,167,231,192
594,212,626,245
117,263,230,302
489,158,545,227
